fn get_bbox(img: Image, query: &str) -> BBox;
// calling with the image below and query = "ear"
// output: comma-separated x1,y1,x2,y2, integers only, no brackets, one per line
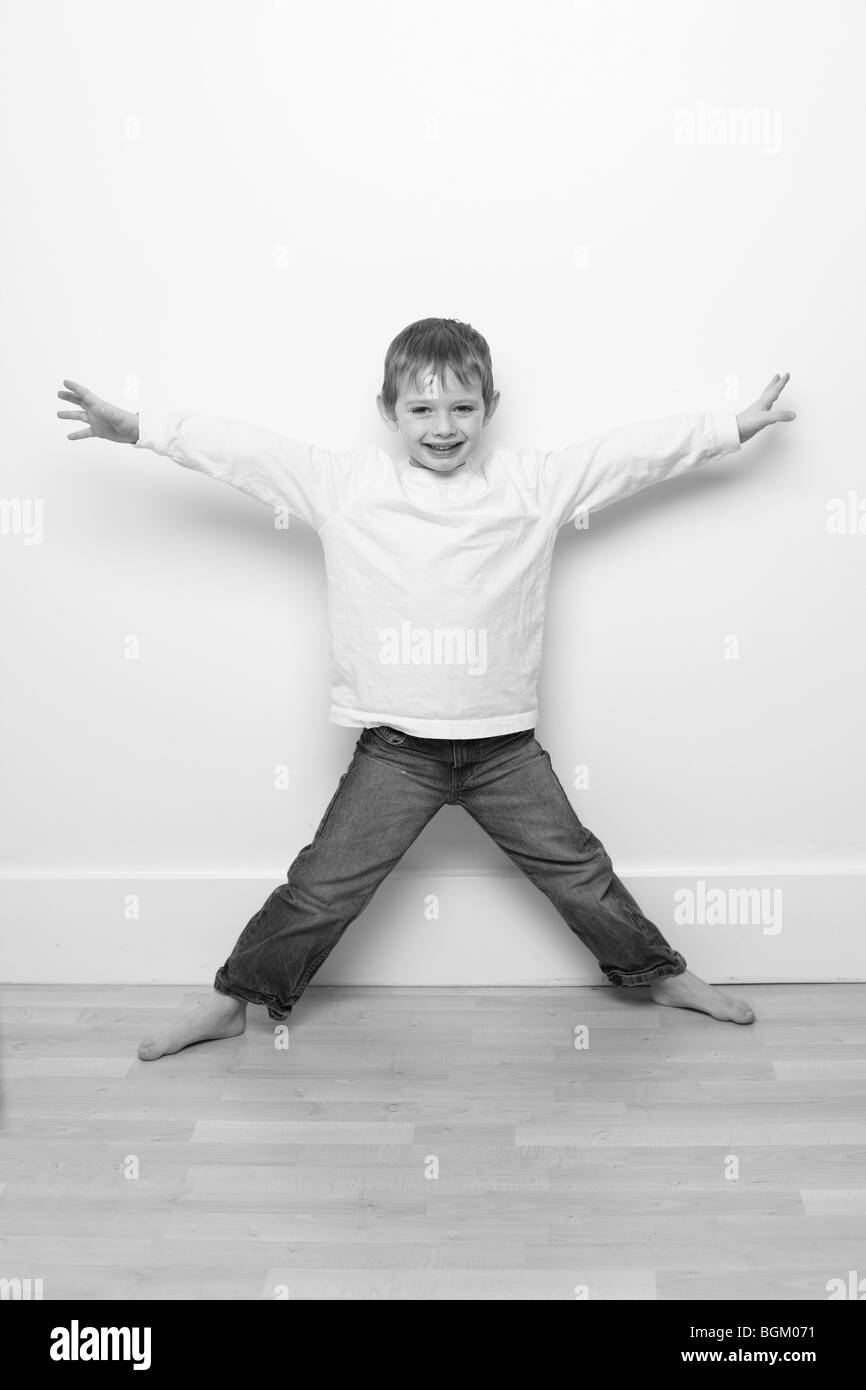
483,390,501,425
377,393,399,431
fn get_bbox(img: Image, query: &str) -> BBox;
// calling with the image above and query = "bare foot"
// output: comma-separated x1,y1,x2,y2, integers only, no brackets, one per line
650,969,755,1024
137,991,247,1061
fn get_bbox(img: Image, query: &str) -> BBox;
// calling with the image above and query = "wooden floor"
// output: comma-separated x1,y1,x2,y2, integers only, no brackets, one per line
1,982,865,1300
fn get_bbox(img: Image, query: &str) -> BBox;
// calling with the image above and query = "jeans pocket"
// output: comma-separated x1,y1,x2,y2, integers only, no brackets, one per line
376,725,407,746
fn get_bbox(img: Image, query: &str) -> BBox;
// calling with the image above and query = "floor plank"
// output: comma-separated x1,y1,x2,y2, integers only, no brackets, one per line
1,982,864,1300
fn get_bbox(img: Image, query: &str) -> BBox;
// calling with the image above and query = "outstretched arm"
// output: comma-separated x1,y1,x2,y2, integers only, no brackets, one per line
538,372,796,528
56,378,366,531
735,372,796,443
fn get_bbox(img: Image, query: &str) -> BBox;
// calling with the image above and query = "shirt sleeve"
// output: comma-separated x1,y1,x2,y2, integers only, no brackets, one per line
134,407,367,531
537,412,742,529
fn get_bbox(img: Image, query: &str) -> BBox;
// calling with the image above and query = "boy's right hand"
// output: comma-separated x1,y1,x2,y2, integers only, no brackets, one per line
56,379,139,443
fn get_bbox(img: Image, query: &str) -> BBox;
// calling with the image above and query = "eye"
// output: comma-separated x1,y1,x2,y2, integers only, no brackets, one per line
455,405,476,414
410,407,431,415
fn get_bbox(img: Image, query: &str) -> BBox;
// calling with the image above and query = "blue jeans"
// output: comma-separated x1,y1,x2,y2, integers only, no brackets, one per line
213,726,687,1019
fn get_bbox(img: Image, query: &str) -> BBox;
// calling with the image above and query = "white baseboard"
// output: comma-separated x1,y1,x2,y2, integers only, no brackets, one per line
1,868,863,984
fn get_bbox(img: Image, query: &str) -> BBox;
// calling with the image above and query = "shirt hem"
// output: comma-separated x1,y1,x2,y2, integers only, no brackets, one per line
329,705,538,739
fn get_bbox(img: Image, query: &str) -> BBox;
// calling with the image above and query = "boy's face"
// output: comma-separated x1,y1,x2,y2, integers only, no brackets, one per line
377,363,500,473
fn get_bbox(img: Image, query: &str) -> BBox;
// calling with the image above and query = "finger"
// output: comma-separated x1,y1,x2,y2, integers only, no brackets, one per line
768,409,797,423
58,390,83,404
762,372,790,404
57,410,88,421
760,382,777,406
63,379,97,405
67,428,93,440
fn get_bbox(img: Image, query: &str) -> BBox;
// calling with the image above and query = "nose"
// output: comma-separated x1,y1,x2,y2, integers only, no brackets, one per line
432,412,456,437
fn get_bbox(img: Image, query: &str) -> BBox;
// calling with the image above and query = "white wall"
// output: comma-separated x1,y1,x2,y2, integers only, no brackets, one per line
2,0,864,985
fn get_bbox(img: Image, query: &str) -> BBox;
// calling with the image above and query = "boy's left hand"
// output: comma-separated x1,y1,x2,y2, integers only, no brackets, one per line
736,372,797,443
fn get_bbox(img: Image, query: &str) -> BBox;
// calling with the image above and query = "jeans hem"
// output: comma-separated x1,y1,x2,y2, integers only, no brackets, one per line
603,952,687,987
213,970,294,1021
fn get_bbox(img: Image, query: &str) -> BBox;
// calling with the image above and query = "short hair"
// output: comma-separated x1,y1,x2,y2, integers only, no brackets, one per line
380,317,495,416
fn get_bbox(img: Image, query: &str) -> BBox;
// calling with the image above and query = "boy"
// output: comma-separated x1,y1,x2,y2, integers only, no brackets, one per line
56,319,795,1060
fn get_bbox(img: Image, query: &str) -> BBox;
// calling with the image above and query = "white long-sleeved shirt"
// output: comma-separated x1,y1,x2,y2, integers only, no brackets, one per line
135,408,741,738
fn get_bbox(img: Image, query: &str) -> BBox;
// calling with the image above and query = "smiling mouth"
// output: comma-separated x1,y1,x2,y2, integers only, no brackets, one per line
425,441,462,453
